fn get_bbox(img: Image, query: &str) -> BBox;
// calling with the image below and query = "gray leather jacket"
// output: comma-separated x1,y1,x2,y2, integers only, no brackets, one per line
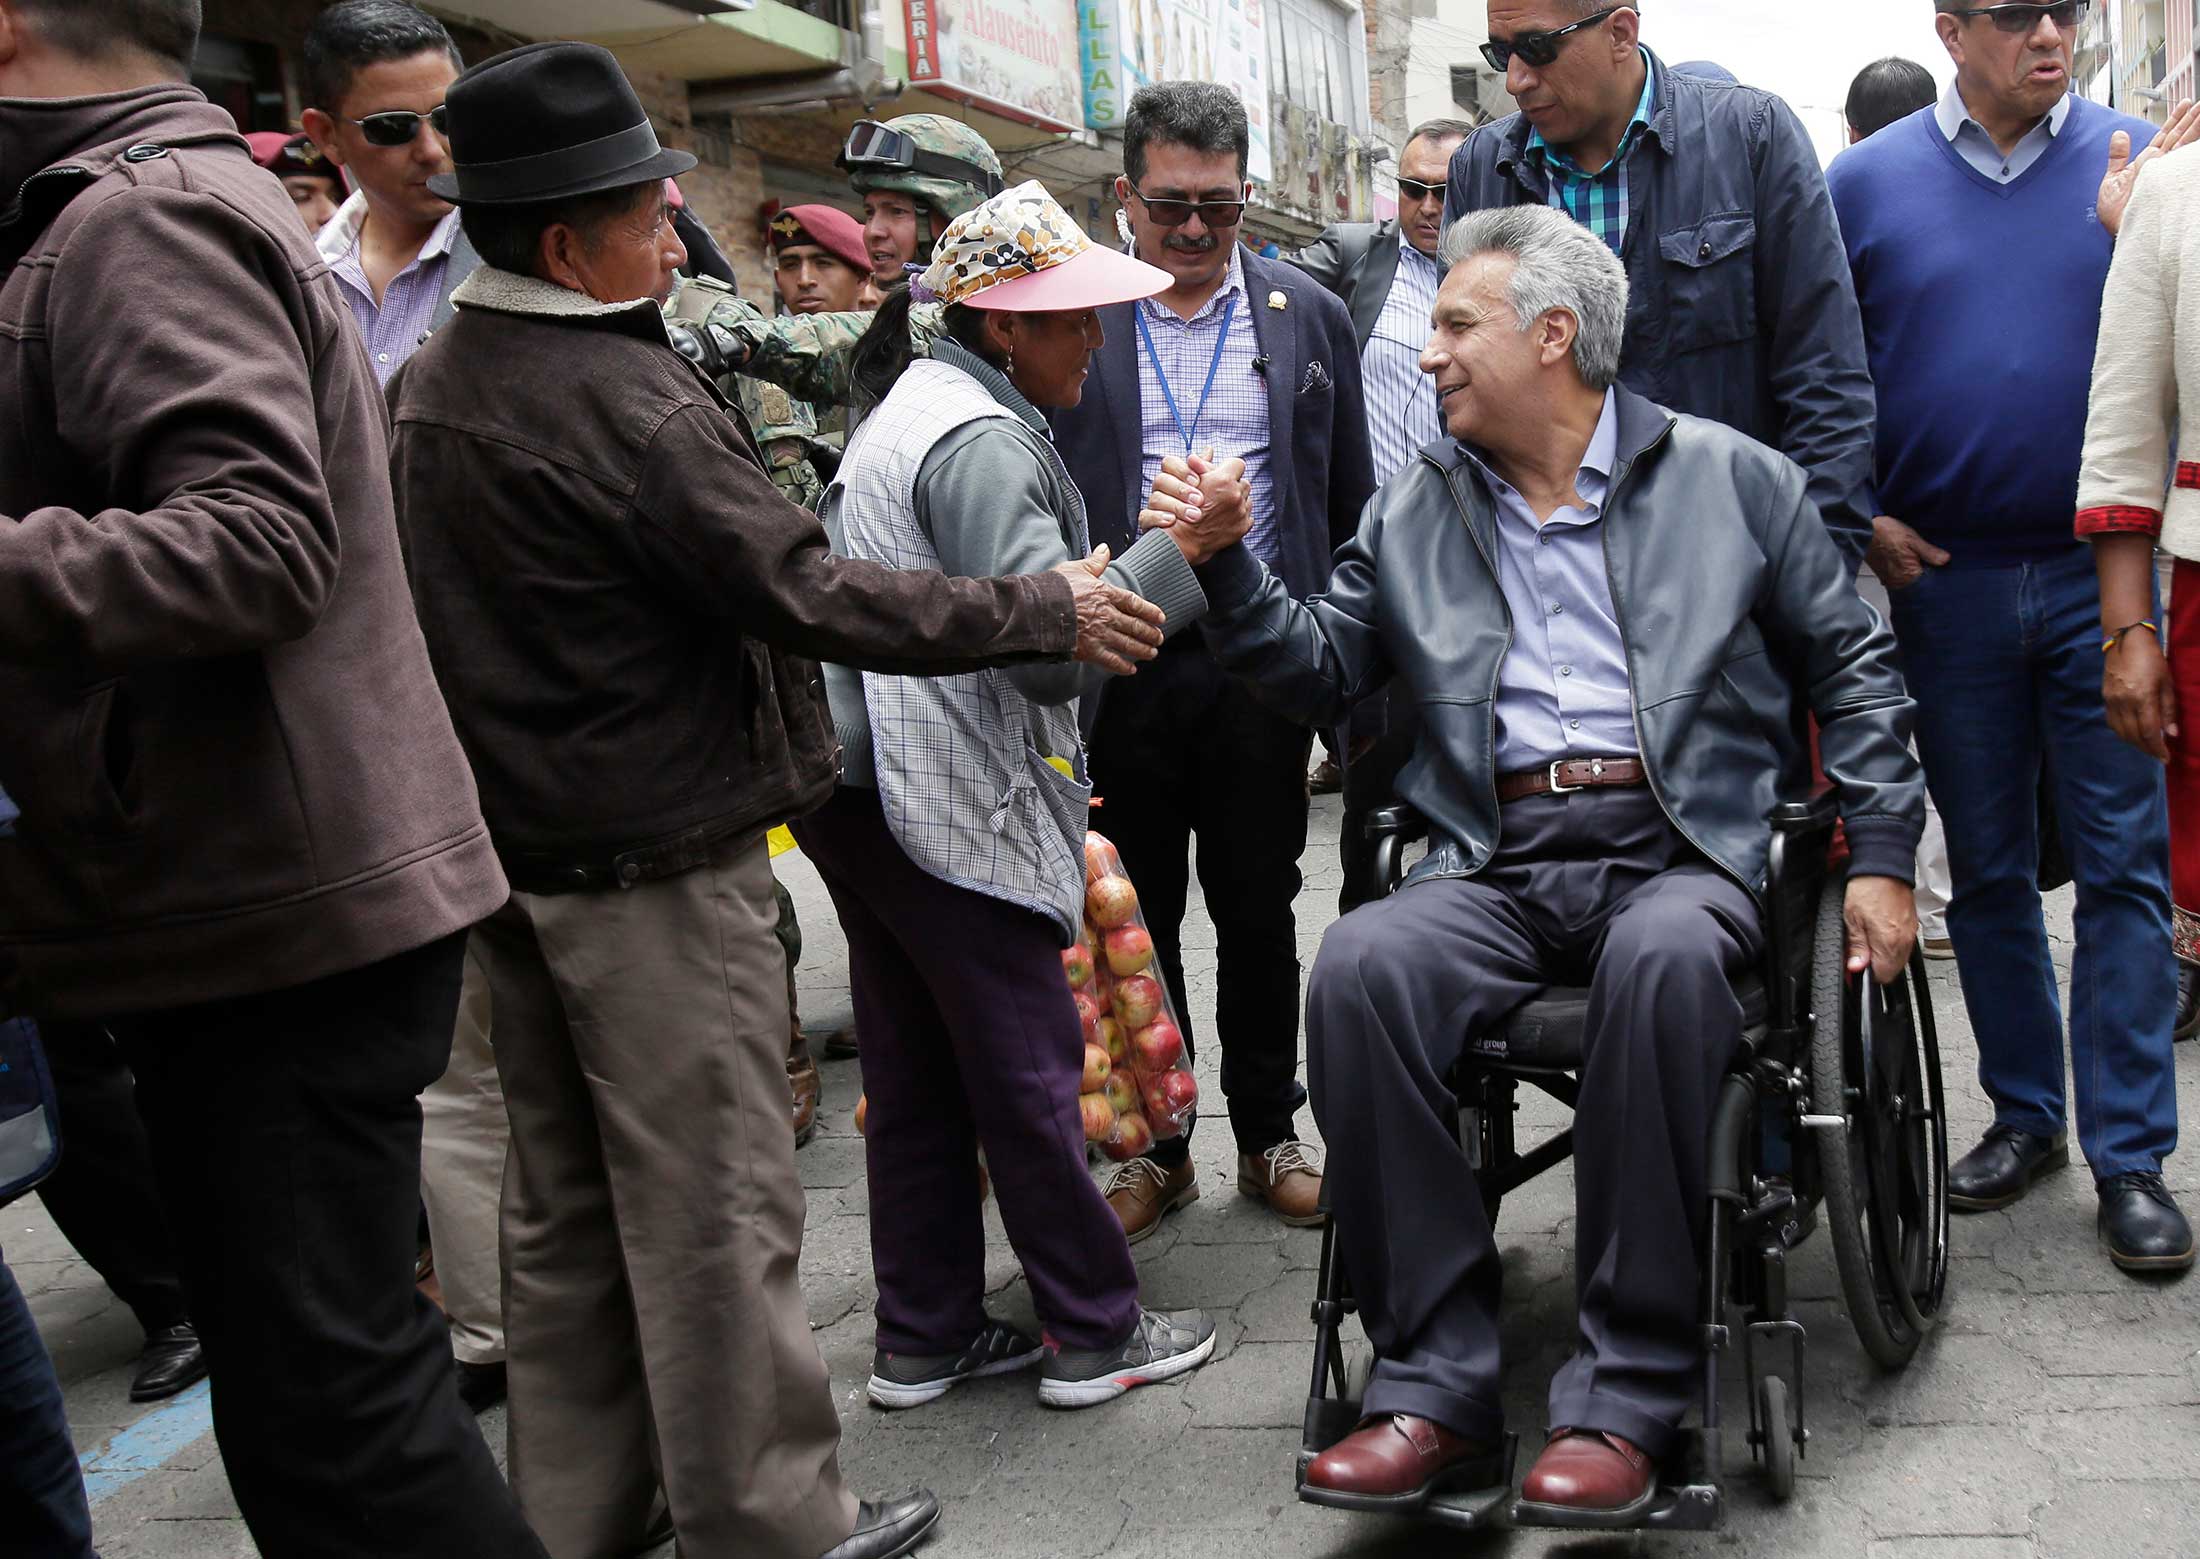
1194,388,1924,901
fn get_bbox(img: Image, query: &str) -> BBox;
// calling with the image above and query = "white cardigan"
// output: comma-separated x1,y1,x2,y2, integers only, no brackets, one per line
2077,143,2200,558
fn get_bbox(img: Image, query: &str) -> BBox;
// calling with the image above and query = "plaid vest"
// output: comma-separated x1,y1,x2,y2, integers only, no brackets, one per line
833,357,1092,942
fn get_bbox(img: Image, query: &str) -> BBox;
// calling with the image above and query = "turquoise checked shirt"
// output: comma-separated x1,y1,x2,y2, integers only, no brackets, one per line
1528,50,1658,254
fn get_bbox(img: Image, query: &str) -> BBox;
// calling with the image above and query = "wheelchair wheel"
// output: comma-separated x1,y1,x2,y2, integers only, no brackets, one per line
1758,1374,1796,1502
1810,883,1951,1370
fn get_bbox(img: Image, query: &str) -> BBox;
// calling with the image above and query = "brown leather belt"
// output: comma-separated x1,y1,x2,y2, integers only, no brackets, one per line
1496,756,1647,804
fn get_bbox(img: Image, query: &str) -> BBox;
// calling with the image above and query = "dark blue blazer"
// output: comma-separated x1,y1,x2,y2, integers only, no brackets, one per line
1048,244,1377,606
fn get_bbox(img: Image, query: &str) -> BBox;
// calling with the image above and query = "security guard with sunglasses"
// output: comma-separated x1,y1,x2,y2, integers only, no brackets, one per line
1444,2,1877,565
665,114,1004,405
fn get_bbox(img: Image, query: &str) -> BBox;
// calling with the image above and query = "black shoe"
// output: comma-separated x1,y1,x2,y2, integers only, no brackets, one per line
867,1318,1042,1409
456,1358,508,1413
2098,1172,2195,1273
817,1490,940,1559
129,1323,208,1402
2177,965,2200,1042
1948,1124,2069,1211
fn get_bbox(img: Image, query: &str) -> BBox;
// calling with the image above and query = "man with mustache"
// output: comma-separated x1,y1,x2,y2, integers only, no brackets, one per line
1048,82,1378,1241
1444,2,1876,563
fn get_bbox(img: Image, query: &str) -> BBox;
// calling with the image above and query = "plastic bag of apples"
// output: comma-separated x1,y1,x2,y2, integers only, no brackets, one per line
1066,831,1198,1164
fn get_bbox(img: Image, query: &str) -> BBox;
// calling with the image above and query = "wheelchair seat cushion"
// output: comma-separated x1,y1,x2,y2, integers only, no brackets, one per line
1463,971,1769,1073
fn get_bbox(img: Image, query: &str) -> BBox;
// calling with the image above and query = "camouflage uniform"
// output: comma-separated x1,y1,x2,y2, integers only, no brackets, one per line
665,113,998,415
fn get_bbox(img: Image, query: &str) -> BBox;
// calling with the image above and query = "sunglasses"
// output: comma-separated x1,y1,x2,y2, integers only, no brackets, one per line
1128,185,1248,228
348,105,448,147
1479,5,1622,72
1947,0,2088,31
1396,176,1446,203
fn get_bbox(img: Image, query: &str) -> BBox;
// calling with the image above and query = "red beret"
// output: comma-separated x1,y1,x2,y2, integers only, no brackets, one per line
246,131,340,185
769,204,869,275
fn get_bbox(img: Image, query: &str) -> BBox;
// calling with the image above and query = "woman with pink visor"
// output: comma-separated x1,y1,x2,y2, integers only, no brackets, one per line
792,182,1218,1413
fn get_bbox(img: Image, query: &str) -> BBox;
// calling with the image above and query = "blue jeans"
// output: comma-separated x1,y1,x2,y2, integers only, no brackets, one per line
1890,547,2176,1178
0,1250,95,1558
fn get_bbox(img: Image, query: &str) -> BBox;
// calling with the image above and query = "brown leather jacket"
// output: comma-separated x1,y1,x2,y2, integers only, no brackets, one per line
387,266,1077,890
0,87,507,1017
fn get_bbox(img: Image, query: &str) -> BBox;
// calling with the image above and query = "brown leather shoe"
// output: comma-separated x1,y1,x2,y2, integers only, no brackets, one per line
1103,1155,1199,1244
789,1046,821,1148
1303,1415,1501,1510
814,1023,859,1059
1515,1428,1656,1524
1237,1140,1324,1226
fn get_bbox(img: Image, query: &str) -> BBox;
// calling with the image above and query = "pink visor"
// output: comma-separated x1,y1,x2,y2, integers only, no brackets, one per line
963,243,1172,312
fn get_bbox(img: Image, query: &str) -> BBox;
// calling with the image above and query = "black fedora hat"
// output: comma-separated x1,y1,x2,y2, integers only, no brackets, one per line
427,41,696,206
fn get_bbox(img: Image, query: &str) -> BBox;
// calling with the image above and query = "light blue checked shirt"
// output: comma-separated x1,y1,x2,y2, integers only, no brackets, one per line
1934,77,2071,184
1362,239,1447,485
1136,245,1277,564
1459,390,1639,773
1528,50,1657,255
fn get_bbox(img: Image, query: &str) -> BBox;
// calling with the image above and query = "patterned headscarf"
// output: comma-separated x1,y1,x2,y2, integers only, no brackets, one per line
914,181,1090,308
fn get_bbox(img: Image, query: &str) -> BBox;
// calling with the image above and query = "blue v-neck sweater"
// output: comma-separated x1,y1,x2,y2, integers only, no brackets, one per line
1827,97,2159,564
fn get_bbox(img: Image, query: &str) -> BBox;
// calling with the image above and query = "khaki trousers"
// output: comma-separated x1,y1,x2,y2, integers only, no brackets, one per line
475,837,857,1559
419,945,507,1364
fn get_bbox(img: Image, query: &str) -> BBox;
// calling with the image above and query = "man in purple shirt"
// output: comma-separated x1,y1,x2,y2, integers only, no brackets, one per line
302,1,476,388
301,0,505,1418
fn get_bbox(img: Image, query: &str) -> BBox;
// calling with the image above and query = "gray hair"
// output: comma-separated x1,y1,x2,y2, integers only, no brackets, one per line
1439,205,1628,391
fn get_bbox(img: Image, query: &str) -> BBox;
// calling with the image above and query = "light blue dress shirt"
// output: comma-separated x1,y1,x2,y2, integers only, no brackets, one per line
1934,78,2071,184
1459,390,1640,773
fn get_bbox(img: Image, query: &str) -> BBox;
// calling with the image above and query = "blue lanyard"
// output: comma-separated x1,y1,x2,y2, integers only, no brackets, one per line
1136,294,1237,454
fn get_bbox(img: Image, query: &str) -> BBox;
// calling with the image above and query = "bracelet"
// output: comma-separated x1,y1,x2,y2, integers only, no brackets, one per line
2102,620,2160,654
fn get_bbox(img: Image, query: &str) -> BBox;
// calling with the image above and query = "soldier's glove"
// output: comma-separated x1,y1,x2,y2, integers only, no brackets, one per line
665,273,752,377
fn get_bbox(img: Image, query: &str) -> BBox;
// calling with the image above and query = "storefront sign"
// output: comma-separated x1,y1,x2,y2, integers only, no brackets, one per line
1079,0,1272,181
906,0,1086,132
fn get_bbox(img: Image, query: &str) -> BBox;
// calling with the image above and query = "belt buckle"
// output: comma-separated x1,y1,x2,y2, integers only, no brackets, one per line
1547,760,1580,795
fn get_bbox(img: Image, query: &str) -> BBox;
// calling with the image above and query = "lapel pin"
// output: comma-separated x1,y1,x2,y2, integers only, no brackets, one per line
1267,289,1287,311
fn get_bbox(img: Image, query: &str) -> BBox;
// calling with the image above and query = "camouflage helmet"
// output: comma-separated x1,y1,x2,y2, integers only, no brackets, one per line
843,114,1005,228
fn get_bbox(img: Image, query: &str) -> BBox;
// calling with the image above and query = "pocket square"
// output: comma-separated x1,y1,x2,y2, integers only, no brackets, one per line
1299,359,1332,394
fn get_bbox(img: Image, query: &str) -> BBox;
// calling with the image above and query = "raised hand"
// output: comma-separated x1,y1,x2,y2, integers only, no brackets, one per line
1053,545,1166,674
2100,98,2200,237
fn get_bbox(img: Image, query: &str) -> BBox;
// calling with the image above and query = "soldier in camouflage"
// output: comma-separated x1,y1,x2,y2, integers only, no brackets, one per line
666,114,1003,407
731,204,873,510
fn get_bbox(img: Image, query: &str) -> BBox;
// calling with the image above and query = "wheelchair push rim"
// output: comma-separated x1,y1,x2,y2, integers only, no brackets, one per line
1810,884,1951,1367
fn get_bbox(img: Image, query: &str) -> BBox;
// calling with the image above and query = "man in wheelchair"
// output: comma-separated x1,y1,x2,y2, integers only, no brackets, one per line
1139,204,1926,1523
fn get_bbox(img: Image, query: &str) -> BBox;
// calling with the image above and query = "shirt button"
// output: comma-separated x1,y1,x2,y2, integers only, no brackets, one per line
1539,534,1551,546
1570,719,1581,730
1559,665,1572,677
377,352,390,363
1551,604,1563,615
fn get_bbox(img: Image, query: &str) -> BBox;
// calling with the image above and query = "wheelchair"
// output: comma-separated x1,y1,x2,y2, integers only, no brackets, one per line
1296,791,1952,1531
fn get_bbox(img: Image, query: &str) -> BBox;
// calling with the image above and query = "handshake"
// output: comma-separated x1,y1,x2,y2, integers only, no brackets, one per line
1139,449,1253,567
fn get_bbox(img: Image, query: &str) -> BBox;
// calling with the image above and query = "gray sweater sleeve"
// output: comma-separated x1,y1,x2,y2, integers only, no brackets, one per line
916,420,1206,705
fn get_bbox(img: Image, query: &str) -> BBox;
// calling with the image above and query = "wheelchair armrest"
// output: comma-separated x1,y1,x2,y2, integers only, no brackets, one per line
1768,788,1838,834
1365,805,1429,898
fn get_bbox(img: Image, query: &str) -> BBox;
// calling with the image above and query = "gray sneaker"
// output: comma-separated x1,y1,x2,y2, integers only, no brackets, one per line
1037,1308,1216,1409
867,1319,1043,1410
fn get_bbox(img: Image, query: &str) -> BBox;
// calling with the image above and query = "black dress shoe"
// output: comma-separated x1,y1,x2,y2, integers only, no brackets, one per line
817,1490,940,1559
2177,965,2200,1042
1949,1124,2069,1211
456,1358,508,1413
129,1323,208,1402
2098,1173,2195,1273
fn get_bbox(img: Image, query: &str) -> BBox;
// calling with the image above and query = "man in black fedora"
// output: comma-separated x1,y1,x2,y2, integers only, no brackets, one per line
384,40,1164,1559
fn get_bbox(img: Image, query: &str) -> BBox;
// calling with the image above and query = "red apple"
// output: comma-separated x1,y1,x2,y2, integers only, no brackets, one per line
1084,832,1121,881
1104,923,1155,977
854,1094,868,1137
1104,1067,1139,1116
1086,874,1140,929
1132,1018,1184,1074
1080,1091,1117,1142
1099,1016,1127,1064
1062,942,1094,989
1101,1110,1155,1161
1114,974,1164,1030
1082,1043,1112,1093
1141,1074,1172,1121
1072,989,1102,1042
1158,1068,1200,1117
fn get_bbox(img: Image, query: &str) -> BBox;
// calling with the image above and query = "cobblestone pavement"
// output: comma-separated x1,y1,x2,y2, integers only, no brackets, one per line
21,794,2200,1557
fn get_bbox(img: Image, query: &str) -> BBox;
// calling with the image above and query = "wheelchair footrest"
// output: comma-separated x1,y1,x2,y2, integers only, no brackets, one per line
1295,1434,1519,1531
1510,1479,1723,1533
